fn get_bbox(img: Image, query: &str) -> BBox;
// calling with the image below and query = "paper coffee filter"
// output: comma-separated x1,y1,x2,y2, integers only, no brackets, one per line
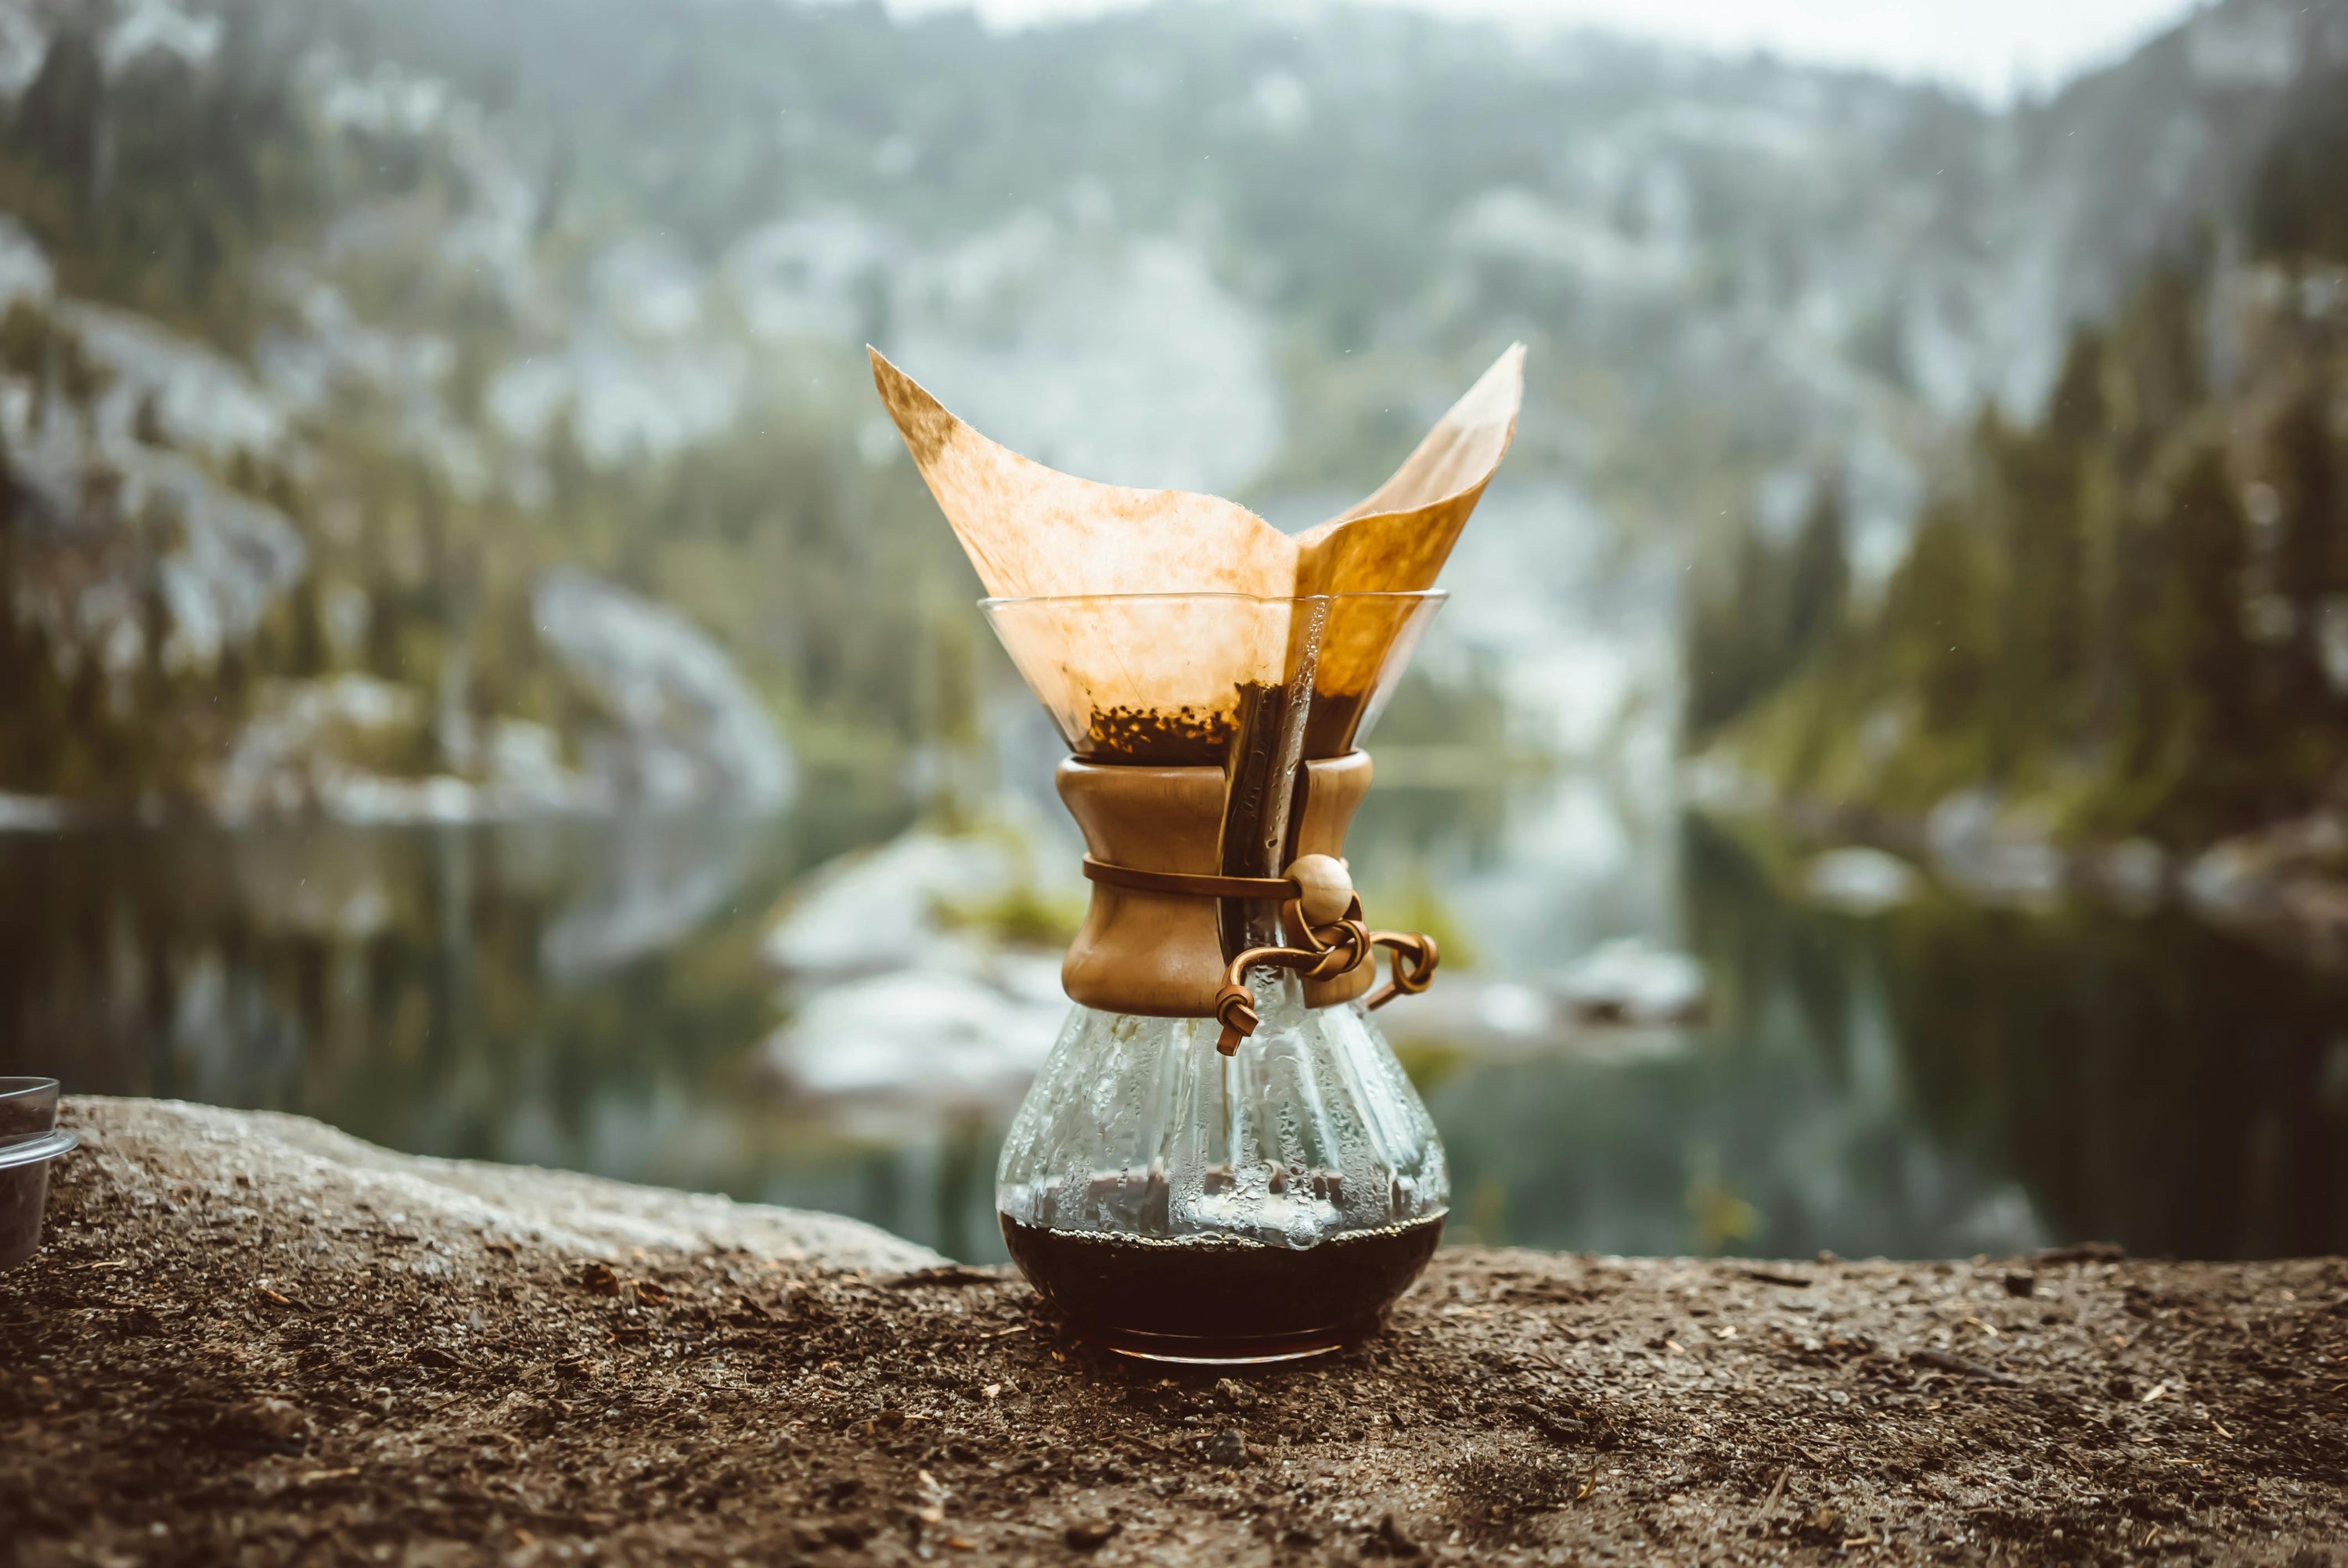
1294,346,1523,722
1295,345,1527,592
981,592,1295,764
867,351,1295,599
870,343,1523,757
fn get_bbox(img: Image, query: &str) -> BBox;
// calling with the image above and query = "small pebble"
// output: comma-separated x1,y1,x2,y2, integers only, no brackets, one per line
1064,1519,1121,1552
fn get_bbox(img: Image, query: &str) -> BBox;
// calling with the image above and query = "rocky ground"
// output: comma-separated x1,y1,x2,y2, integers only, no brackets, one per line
2,1100,2344,1566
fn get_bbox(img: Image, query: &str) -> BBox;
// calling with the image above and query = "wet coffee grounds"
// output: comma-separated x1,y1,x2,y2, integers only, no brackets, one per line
1078,705,1234,766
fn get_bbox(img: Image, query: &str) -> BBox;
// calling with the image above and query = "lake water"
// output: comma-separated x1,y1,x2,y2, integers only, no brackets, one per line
5,766,2344,1263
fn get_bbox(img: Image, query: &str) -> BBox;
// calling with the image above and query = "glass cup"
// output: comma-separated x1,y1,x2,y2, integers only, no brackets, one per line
1,1077,77,1271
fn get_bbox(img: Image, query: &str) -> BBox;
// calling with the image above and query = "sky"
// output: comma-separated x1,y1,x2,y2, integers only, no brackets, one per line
879,0,2205,102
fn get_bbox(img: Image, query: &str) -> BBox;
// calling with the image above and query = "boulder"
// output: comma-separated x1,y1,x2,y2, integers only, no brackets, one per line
1555,937,1708,1025
761,963,1067,1114
1803,846,1921,915
4,1098,2339,1566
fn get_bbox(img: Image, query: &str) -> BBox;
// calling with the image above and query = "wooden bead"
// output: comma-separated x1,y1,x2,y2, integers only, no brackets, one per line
1286,854,1355,927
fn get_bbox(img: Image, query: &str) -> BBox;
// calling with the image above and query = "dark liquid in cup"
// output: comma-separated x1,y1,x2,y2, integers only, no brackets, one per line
1001,1207,1444,1361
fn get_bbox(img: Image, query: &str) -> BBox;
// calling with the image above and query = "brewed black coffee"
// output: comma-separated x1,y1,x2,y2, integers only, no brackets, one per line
1002,1201,1443,1360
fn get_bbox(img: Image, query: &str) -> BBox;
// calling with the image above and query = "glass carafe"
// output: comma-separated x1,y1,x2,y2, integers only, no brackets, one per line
983,592,1450,1362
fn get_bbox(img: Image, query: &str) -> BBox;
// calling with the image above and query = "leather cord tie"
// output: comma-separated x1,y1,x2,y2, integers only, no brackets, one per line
1080,854,1441,1055
1080,860,1298,900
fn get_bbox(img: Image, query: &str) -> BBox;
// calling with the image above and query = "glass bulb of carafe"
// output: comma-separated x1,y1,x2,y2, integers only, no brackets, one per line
996,970,1448,1362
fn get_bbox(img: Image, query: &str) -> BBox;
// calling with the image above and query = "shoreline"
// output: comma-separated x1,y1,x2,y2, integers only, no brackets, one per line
1691,768,2348,973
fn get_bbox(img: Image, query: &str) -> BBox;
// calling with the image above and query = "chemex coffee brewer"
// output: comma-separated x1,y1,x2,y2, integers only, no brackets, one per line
870,343,1523,1361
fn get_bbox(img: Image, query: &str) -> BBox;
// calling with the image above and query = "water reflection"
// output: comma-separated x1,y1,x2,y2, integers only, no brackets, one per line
4,791,2343,1261
0,802,907,1195
1838,850,2348,1262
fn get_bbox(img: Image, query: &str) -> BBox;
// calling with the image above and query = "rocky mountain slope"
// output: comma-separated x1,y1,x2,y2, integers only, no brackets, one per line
0,0,2341,814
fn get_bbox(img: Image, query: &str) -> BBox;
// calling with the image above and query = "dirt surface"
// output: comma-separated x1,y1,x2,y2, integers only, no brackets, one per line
4,1099,2346,1566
